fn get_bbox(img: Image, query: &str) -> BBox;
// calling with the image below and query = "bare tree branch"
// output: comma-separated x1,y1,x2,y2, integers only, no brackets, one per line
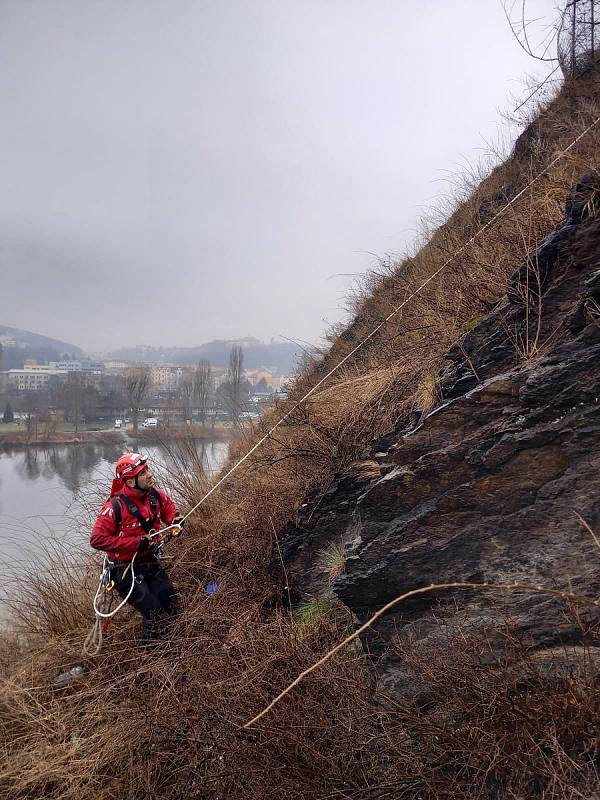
502,0,559,62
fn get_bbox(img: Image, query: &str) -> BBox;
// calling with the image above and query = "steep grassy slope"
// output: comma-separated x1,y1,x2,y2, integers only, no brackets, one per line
2,74,600,800
279,171,600,798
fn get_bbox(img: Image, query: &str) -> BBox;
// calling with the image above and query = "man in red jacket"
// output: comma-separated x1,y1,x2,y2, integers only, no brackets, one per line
91,452,183,645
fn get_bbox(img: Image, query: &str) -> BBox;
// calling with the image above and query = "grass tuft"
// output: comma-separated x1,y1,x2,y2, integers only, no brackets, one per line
319,541,347,582
462,312,484,332
295,597,337,631
413,371,440,413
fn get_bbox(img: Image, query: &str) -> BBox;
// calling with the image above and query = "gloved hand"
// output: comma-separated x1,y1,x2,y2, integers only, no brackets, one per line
138,532,164,551
171,513,185,537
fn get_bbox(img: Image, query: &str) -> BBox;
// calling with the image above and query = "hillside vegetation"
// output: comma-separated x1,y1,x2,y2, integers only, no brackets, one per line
2,74,600,799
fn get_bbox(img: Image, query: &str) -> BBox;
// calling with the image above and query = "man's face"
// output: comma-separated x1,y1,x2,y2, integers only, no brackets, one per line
130,464,154,491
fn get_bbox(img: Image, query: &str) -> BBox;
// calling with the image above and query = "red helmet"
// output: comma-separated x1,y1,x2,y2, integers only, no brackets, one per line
115,452,147,481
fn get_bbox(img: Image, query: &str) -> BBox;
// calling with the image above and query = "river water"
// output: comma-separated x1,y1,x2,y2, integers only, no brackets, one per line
0,438,228,580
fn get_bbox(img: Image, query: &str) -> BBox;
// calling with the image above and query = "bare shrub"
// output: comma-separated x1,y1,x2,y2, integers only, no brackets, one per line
373,611,600,800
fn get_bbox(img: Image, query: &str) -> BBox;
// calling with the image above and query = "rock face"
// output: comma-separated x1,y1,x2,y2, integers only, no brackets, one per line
279,175,600,697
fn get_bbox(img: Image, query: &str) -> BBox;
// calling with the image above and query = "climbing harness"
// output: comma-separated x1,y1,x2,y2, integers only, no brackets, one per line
82,521,182,657
110,487,162,535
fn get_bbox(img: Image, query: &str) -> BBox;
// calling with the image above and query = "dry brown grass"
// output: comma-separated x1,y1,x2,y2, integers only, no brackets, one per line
372,610,600,800
2,74,600,799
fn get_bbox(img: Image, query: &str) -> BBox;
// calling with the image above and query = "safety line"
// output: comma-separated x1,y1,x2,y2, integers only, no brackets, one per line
178,111,600,527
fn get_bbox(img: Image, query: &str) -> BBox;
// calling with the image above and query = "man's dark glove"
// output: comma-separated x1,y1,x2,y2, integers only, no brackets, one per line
139,531,165,550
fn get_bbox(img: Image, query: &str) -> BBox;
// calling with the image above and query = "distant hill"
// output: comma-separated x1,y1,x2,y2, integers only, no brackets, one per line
107,336,306,374
0,325,83,369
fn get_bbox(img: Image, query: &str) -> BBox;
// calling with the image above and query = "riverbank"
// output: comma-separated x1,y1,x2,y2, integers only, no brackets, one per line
0,422,236,448
131,422,235,443
0,429,125,448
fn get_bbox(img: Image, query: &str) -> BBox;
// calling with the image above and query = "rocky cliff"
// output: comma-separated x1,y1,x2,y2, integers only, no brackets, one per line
279,174,600,698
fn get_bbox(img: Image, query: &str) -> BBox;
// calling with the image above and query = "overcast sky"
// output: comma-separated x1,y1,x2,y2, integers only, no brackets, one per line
0,0,558,353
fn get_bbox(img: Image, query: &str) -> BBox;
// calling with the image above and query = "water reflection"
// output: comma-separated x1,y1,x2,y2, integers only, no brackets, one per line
0,439,228,525
8,442,124,494
1,439,227,499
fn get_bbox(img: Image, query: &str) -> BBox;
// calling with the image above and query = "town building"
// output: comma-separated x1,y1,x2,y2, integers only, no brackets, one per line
149,365,185,390
102,361,131,372
245,368,275,388
48,359,104,374
0,336,21,348
1,364,70,391
274,373,297,390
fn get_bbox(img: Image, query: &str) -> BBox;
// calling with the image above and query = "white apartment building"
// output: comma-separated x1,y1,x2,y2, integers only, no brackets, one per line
103,361,131,371
3,365,70,391
149,365,185,390
212,368,229,389
49,360,104,373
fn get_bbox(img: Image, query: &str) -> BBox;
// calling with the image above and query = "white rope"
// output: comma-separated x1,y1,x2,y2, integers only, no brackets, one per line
82,554,138,656
92,554,138,618
82,618,103,657
177,112,600,527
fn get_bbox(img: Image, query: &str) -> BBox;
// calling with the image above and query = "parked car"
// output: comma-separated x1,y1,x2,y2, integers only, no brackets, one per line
114,419,123,429
141,417,158,428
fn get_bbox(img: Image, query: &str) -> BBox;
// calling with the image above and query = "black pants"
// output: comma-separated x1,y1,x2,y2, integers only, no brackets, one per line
111,557,177,645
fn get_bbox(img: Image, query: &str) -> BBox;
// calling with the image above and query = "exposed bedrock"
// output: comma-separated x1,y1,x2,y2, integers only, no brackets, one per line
278,174,600,696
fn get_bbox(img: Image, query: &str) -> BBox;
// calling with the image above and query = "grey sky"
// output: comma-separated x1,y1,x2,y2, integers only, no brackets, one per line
1,0,557,353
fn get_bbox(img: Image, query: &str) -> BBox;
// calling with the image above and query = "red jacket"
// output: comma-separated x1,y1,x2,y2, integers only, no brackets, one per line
90,484,178,563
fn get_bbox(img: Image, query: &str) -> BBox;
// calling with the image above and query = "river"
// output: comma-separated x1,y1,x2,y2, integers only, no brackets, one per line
0,439,228,582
